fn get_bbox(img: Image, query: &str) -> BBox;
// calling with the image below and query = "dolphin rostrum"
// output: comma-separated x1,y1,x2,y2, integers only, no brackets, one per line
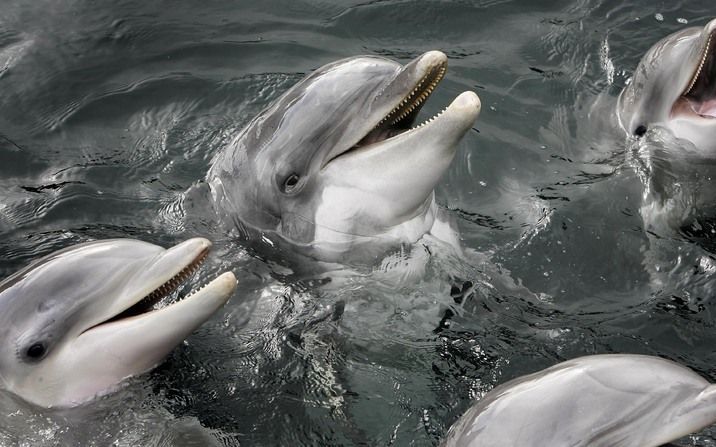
443,354,716,447
208,51,481,263
618,18,716,151
0,238,236,408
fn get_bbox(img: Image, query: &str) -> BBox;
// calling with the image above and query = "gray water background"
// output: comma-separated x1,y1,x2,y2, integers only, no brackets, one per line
1,0,716,445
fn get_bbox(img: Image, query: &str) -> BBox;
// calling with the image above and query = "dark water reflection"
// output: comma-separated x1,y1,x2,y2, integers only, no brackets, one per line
2,0,716,445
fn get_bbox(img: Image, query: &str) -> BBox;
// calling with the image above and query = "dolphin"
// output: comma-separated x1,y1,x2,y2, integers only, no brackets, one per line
443,354,716,447
0,237,236,408
614,18,716,241
208,51,481,264
618,18,716,151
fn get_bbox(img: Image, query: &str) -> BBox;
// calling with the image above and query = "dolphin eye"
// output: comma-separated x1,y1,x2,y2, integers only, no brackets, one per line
26,343,46,360
634,125,647,137
283,173,301,193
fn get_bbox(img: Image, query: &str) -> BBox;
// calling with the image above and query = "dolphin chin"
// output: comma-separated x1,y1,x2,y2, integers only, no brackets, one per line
0,238,236,408
443,354,716,447
618,18,716,150
208,50,480,264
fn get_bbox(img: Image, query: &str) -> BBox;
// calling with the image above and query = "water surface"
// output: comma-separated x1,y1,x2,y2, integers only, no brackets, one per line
2,0,716,445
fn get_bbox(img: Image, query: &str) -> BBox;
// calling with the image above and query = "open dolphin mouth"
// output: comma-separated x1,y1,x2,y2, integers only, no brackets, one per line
675,28,716,118
84,244,220,332
358,60,447,145
0,237,236,408
324,53,450,165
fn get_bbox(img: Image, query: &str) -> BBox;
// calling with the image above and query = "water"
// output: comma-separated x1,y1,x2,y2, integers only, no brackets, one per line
1,0,716,445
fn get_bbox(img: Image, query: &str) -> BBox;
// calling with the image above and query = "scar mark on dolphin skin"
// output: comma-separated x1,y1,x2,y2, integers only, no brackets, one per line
20,181,85,193
0,134,23,151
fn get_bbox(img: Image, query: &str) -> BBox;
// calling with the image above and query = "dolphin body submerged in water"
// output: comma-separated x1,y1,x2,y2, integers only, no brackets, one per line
443,354,716,447
208,51,481,265
0,238,236,408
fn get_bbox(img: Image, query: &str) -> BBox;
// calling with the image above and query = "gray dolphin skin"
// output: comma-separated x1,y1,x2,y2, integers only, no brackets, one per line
618,18,716,150
208,51,481,263
443,354,716,447
0,238,236,408
615,18,716,235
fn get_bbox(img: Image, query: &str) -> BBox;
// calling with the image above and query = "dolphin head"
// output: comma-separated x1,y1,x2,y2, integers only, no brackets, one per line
0,238,236,408
619,18,716,150
209,51,480,259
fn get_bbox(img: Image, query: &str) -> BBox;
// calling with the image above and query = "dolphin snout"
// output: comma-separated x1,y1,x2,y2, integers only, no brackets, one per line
707,17,716,34
453,91,481,112
415,50,448,73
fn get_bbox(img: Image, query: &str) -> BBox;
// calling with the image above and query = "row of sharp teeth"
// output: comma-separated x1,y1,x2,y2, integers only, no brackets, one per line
685,32,713,95
377,64,447,127
412,105,450,130
143,250,209,304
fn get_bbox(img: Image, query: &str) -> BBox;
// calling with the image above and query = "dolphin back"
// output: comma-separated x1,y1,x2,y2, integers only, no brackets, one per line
444,355,716,447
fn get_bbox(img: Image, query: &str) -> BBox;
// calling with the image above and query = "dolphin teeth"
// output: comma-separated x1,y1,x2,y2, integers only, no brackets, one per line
378,60,447,127
89,247,212,329
410,103,450,130
183,274,218,300
685,31,713,96
351,60,448,150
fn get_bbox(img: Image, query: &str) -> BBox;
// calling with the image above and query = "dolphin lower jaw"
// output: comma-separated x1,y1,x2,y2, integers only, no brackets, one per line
71,272,235,396
310,79,476,251
324,91,481,173
313,92,480,246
